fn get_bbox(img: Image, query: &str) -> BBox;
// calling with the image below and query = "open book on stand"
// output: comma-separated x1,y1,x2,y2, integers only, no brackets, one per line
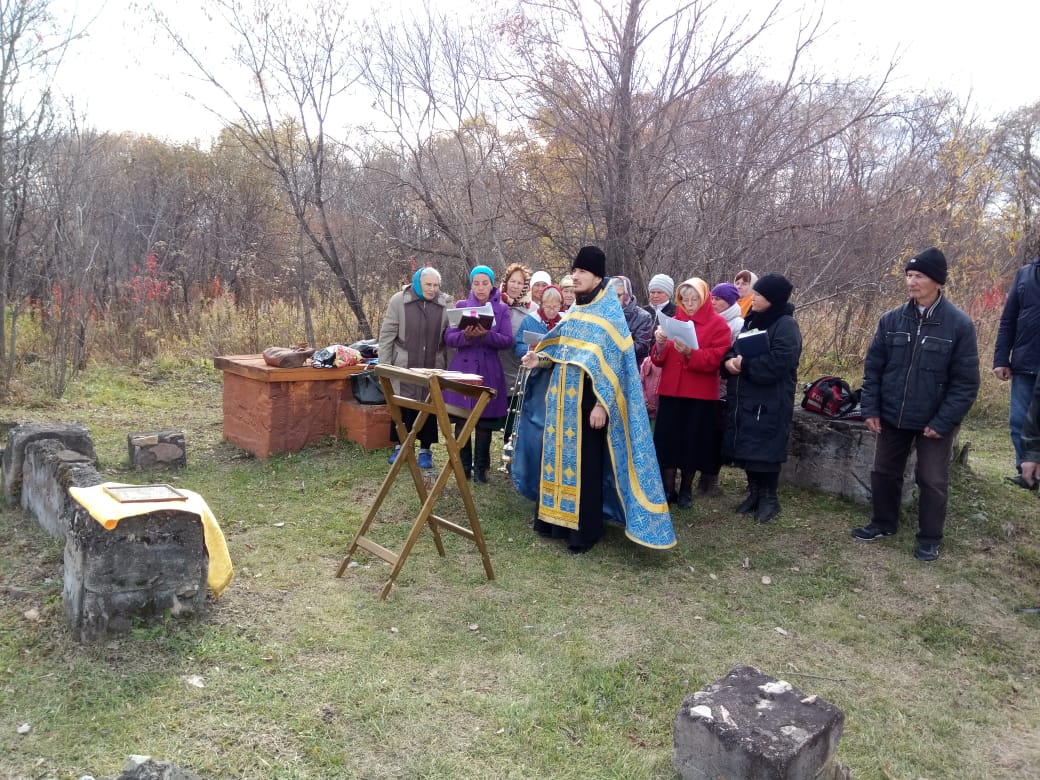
447,303,495,329
735,329,769,358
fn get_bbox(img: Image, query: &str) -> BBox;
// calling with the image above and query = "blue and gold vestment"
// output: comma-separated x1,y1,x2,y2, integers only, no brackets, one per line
513,281,676,549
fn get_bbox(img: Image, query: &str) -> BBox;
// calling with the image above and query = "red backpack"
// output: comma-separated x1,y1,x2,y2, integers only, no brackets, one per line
801,376,863,420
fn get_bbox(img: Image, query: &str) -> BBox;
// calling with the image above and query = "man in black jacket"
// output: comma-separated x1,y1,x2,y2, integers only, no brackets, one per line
852,248,980,561
992,252,1040,489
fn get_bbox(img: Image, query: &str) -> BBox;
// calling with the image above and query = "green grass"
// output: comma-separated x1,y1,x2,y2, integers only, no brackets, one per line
1,362,1039,778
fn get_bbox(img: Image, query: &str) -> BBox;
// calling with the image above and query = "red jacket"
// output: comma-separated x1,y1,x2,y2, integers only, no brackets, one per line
650,302,731,400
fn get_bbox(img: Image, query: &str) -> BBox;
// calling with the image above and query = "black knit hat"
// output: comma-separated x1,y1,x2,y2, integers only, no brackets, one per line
572,245,606,279
904,247,947,285
753,273,793,306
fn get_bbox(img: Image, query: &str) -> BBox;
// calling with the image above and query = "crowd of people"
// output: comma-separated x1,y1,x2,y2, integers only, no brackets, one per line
376,243,1034,561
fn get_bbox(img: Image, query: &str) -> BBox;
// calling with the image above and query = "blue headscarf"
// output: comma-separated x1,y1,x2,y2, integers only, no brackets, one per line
470,265,495,286
411,268,425,298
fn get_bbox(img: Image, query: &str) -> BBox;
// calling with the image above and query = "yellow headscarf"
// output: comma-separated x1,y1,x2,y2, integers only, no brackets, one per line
675,277,711,313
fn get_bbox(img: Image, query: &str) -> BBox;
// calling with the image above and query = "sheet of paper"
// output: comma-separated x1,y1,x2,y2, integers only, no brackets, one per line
657,312,699,349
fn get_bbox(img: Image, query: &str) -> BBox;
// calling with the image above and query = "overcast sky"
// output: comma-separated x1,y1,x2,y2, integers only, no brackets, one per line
48,0,1040,144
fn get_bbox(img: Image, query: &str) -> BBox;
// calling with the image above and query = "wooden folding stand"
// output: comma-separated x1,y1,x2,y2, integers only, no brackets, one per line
335,365,496,599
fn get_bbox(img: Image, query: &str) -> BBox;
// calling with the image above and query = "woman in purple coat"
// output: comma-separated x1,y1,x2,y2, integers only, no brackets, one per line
444,265,513,482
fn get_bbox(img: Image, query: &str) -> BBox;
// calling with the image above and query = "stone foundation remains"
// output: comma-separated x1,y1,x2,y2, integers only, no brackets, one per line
128,429,187,470
782,408,915,505
3,422,210,641
2,421,96,504
20,439,100,537
64,500,209,641
673,665,845,780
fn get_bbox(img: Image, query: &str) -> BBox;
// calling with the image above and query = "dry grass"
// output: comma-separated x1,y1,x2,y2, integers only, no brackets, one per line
0,361,1038,779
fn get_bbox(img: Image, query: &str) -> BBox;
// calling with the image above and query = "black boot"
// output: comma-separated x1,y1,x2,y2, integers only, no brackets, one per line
677,471,694,509
473,429,491,484
755,489,781,523
735,477,760,515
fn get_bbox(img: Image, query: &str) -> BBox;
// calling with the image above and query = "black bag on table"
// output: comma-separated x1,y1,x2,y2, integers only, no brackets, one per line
351,364,386,404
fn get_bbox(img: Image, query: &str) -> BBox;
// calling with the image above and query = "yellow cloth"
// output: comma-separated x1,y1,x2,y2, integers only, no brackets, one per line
67,482,233,597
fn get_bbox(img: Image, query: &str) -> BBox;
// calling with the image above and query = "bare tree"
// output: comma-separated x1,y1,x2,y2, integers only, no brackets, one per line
0,0,82,393
33,123,106,394
990,100,1040,268
355,3,535,290
499,1,792,285
156,0,376,337
499,0,917,306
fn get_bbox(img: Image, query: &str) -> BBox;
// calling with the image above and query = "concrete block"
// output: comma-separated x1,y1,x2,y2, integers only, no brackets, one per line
129,429,187,470
782,408,915,505
1,422,95,504
673,665,844,780
338,399,393,449
20,440,101,537
63,503,209,642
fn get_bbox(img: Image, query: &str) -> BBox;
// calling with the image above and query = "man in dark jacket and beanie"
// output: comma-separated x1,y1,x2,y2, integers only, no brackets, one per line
992,251,1040,489
852,247,980,561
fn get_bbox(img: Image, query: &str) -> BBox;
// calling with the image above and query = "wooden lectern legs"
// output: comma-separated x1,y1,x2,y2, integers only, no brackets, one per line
336,368,496,599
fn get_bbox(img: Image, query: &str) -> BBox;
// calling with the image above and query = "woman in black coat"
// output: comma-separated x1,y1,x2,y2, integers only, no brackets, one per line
722,273,802,522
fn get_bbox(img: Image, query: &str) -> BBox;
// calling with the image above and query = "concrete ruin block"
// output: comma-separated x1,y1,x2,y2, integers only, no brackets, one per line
2,422,96,504
63,503,209,642
20,440,102,537
673,665,844,780
113,755,204,780
338,399,393,449
782,408,915,505
128,429,187,470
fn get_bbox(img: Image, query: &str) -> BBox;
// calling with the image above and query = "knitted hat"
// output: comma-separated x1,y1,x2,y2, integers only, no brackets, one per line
530,270,552,287
469,265,495,286
904,247,947,285
560,274,575,289
647,273,675,298
710,282,740,306
753,273,793,306
572,245,606,278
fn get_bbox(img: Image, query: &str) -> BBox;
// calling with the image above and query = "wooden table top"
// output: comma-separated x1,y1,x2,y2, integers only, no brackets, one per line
213,354,368,383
